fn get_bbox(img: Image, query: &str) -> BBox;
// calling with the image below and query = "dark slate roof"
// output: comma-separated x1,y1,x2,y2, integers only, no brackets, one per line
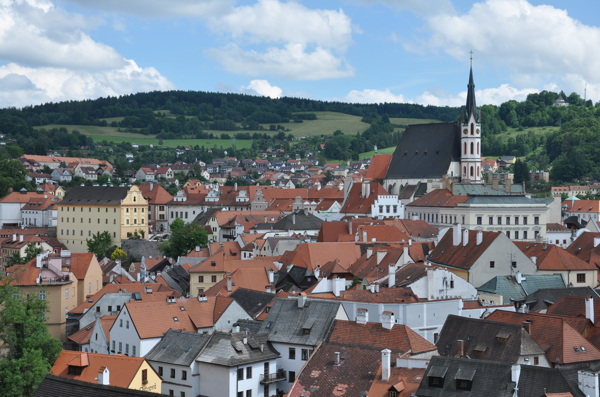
147,258,171,273
453,183,525,196
165,264,190,292
34,374,159,397
416,356,584,397
233,319,263,335
196,332,279,366
145,329,210,366
229,288,276,318
271,209,323,231
60,186,130,206
192,208,219,226
466,195,547,205
385,122,460,179
435,315,544,362
523,287,600,312
477,274,566,303
259,297,342,346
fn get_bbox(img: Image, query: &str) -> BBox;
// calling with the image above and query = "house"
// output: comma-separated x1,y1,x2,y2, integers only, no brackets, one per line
34,373,161,397
515,241,598,288
415,356,588,396
288,319,437,397
0,189,58,228
258,296,349,393
51,351,161,393
426,225,537,288
562,199,600,226
26,172,52,185
435,315,549,366
21,196,59,227
138,183,173,233
477,273,566,306
20,154,112,170
0,234,54,268
196,331,281,397
145,330,211,397
136,167,156,182
57,185,148,253
109,295,251,357
546,223,572,248
52,167,73,183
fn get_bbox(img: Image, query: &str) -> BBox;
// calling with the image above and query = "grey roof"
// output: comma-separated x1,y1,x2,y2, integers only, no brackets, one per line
35,374,159,397
386,122,460,180
524,287,600,312
417,356,585,397
436,315,545,362
229,288,276,318
453,183,525,196
233,319,263,335
192,208,219,226
145,329,210,366
259,297,342,346
61,186,130,206
196,332,279,367
465,195,546,205
271,209,323,231
477,274,566,303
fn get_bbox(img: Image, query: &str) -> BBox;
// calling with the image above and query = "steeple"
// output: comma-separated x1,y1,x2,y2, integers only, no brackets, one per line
462,53,479,123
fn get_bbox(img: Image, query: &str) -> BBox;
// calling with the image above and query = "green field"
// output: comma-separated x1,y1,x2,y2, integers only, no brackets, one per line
359,146,397,159
389,117,441,125
36,124,252,149
275,111,370,137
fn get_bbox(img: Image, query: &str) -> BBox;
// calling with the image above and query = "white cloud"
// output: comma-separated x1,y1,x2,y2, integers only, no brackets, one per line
207,43,354,80
241,80,282,99
416,84,538,106
0,61,174,108
61,0,233,18
417,0,600,96
339,89,410,104
0,0,124,69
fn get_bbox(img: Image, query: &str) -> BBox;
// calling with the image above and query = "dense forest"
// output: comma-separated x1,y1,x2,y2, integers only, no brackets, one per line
1,89,600,183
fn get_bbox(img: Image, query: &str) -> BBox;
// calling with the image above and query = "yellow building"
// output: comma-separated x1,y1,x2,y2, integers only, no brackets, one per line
57,186,148,253
51,351,161,393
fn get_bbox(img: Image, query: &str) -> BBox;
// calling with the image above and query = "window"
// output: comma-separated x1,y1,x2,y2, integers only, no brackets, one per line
211,275,217,283
181,392,186,397
523,216,528,225
171,368,176,378
515,216,519,225
119,319,123,327
490,261,495,268
506,231,510,239
158,366,163,376
577,273,586,283
515,231,519,240
512,261,517,268
429,376,444,388
533,356,539,365
198,276,204,283
289,347,296,360
118,342,122,353
182,370,187,380
246,390,252,397
142,369,148,383
126,321,129,329
237,368,244,381
65,288,69,299
125,344,129,355
112,340,115,352
456,379,472,391
506,216,510,225
497,216,502,225
524,231,528,240
476,217,482,225
289,371,296,383
534,216,539,225
170,391,175,397
246,366,252,379
488,217,493,225
132,345,136,357
301,349,310,360
39,290,46,300
237,393,243,397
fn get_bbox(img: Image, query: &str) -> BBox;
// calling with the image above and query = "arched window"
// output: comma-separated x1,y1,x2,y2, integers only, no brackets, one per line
463,142,467,155
463,166,467,176
477,142,480,155
471,124,474,135
470,142,474,155
470,166,474,177
477,166,480,177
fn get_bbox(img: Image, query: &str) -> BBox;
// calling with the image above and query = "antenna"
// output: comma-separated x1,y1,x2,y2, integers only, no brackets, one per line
584,83,587,102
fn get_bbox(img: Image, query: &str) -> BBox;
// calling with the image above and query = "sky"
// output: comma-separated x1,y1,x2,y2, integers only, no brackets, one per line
1,0,600,109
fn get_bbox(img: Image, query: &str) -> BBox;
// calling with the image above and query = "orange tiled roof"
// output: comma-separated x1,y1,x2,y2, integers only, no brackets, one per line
428,229,501,270
515,241,596,271
406,188,470,208
340,181,389,214
51,351,145,388
281,242,362,272
563,199,600,213
365,154,392,180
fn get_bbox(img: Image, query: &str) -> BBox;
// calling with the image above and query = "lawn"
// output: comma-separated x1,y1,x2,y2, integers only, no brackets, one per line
359,146,397,159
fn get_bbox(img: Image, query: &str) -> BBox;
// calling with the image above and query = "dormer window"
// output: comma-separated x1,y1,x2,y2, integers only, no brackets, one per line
455,367,476,391
428,366,447,388
496,331,510,343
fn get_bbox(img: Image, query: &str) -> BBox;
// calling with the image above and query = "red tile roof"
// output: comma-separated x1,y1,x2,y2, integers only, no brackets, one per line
365,154,392,180
428,229,501,270
515,241,596,271
406,188,470,208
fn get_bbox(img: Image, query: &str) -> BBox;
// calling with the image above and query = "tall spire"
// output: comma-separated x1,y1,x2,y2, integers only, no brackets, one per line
463,51,478,123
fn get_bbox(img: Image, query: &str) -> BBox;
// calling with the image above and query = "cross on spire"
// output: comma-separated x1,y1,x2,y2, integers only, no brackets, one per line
469,50,474,66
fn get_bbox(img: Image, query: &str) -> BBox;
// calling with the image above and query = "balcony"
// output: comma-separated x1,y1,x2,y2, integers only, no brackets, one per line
260,369,286,384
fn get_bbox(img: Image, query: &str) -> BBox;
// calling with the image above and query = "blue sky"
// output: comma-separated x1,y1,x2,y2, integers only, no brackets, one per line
1,0,599,108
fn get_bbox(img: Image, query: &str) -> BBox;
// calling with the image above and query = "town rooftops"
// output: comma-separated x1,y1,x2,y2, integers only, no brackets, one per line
196,331,279,367
145,329,211,366
60,186,131,206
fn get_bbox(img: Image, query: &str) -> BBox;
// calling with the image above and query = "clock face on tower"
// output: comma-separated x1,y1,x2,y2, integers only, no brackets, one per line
463,128,468,135
476,128,480,135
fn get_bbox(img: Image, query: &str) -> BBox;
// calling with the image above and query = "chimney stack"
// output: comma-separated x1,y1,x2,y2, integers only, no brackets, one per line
226,276,233,292
381,349,391,381
356,308,368,325
388,264,396,288
332,277,345,297
267,268,274,284
98,366,110,385
453,224,461,246
314,265,321,280
381,311,395,330
334,352,340,365
462,229,469,246
476,231,483,245
457,339,464,357
298,293,307,308
586,296,595,325
511,364,521,384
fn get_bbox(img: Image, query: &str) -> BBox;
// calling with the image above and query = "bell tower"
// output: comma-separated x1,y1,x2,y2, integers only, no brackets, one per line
460,53,482,184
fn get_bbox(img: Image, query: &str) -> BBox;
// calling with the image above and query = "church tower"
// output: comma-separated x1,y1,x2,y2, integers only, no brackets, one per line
460,58,482,183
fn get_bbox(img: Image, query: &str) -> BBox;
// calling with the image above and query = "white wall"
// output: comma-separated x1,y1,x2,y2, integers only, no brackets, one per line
410,267,479,301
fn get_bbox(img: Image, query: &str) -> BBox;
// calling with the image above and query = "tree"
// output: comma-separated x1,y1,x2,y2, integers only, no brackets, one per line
110,247,128,261
0,284,62,396
158,218,208,259
513,159,529,184
0,160,31,198
86,231,112,258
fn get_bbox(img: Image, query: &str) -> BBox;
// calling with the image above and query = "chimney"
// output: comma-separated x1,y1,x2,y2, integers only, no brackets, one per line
197,294,207,302
476,231,483,245
363,230,368,242
531,256,537,265
515,272,526,284
356,308,368,325
334,351,340,366
522,320,532,334
381,311,395,330
381,349,391,381
19,235,23,242
298,293,307,308
98,366,110,385
267,268,274,284
195,246,200,252
226,276,233,292
388,264,396,288
462,229,469,246
578,370,600,397
150,182,153,191
265,285,273,294
511,364,521,384
234,182,238,191
333,277,345,297
453,224,461,246
595,237,600,248
492,176,499,190
403,245,410,265
457,339,464,357
12,233,16,241
314,265,321,280
586,296,595,324
366,247,373,258
292,212,296,225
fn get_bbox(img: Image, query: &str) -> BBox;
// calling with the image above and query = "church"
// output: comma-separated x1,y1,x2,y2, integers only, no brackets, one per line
383,65,483,196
